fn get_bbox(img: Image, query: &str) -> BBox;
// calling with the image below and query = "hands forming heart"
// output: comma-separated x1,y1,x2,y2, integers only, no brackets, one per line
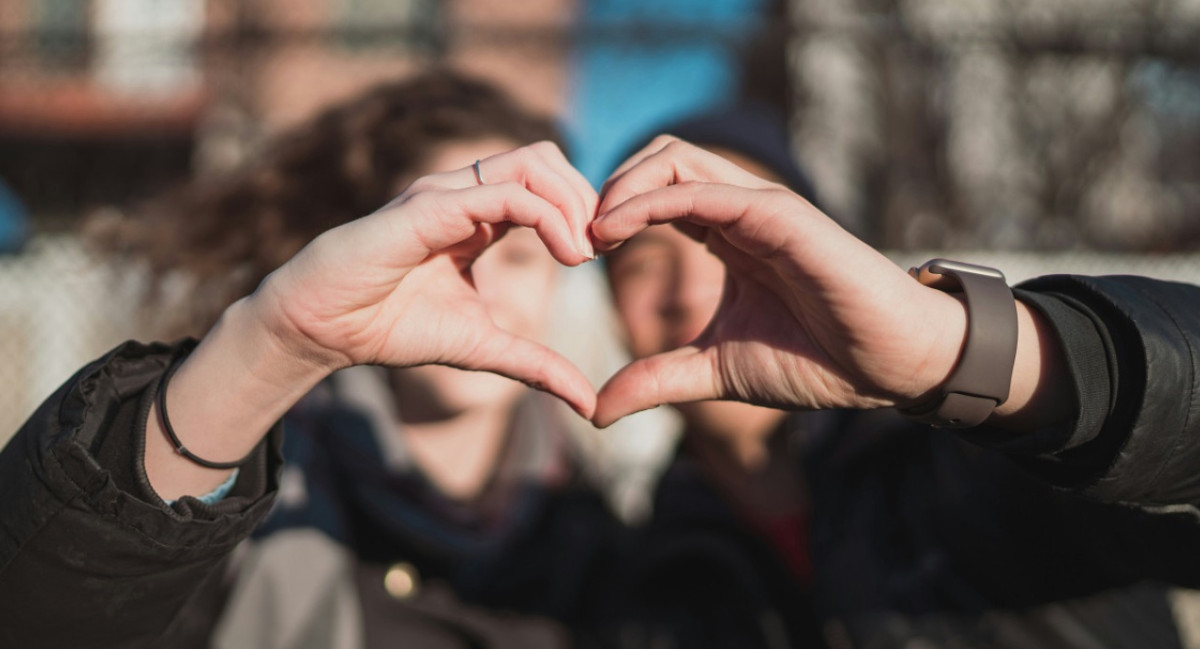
255,137,970,427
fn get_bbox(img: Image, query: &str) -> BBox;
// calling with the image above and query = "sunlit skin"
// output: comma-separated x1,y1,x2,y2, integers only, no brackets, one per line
606,149,806,516
389,138,562,500
597,138,1068,518
389,138,557,419
143,136,1066,507
143,140,597,502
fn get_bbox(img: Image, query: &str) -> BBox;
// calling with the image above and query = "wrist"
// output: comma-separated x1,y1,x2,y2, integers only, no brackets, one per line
895,292,1069,430
896,259,1018,427
988,298,1072,427
144,297,332,500
897,288,969,408
243,275,350,375
221,295,338,395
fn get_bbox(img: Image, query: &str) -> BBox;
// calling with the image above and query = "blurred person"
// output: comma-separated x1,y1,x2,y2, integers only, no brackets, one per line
600,110,1200,649
4,95,1200,649
3,71,623,648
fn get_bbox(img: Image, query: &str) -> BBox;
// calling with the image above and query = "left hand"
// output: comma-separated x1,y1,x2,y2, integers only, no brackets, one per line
589,137,969,427
146,142,601,501
246,141,601,415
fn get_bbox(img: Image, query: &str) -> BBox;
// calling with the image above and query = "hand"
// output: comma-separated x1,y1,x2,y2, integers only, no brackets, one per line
251,141,600,416
590,137,969,427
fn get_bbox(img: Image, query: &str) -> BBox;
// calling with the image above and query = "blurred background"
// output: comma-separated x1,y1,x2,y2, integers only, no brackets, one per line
0,0,1199,519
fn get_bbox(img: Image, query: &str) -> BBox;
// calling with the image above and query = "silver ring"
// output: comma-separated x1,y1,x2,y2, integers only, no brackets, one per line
472,159,485,185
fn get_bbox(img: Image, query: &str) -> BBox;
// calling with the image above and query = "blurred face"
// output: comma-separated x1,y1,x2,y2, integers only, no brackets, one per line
606,149,787,438
607,225,725,360
608,149,781,360
390,138,560,419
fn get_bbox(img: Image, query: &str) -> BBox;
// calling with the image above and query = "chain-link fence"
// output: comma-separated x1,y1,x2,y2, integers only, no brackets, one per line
789,0,1200,250
4,1,1197,249
5,235,1200,443
0,236,145,442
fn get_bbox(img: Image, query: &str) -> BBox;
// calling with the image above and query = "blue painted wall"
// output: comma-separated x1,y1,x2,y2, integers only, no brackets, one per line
568,0,768,186
0,178,29,254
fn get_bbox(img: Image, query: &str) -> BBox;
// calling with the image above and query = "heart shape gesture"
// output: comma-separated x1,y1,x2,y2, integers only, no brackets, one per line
588,137,970,427
255,142,600,418
149,138,1050,502
255,138,970,429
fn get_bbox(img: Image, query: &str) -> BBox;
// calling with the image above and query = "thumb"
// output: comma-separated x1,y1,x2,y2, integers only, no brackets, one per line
464,328,598,419
593,346,718,428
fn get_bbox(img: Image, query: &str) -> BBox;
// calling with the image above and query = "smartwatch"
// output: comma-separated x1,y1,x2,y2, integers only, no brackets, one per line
898,259,1018,428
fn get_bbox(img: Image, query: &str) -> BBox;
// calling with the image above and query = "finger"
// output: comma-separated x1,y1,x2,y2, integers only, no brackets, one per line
401,182,585,266
597,138,779,220
527,141,600,257
465,328,598,419
424,146,595,259
486,147,593,259
592,182,803,259
599,134,679,197
592,346,718,428
439,221,513,266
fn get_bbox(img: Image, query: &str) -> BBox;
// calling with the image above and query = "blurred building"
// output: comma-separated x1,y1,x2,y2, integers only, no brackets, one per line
0,0,580,454
0,0,766,512
0,0,575,223
3,0,1198,242
0,0,208,223
788,0,1200,251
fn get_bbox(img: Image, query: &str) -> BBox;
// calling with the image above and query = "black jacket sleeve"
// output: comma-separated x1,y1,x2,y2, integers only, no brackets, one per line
967,275,1200,511
944,275,1200,587
0,341,282,649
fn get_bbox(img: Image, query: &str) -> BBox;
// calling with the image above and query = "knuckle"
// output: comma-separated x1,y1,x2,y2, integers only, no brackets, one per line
374,194,406,213
405,176,439,195
530,140,563,157
662,139,694,155
404,190,443,214
651,134,680,148
765,186,799,204
512,146,538,166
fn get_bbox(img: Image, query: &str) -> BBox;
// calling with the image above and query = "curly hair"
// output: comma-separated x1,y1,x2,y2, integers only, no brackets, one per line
92,69,562,337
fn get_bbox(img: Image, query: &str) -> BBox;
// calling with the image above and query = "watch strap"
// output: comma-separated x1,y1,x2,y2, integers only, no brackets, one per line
899,259,1018,428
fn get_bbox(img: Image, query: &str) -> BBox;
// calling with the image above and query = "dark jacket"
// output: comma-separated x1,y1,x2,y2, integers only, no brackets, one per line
617,275,1200,649
3,275,1200,648
0,356,620,648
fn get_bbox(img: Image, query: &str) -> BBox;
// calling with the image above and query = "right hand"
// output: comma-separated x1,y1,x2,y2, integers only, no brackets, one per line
591,137,969,426
250,142,600,416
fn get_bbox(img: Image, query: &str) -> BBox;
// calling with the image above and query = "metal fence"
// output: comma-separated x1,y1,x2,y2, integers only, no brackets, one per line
0,236,147,441
788,0,1200,251
3,1,1196,251
5,234,1200,444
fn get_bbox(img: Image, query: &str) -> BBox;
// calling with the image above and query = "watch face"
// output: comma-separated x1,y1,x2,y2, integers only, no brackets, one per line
911,259,1006,292
927,259,1006,280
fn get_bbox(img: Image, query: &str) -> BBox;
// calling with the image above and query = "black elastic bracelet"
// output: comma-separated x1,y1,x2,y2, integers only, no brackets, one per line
156,352,253,470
